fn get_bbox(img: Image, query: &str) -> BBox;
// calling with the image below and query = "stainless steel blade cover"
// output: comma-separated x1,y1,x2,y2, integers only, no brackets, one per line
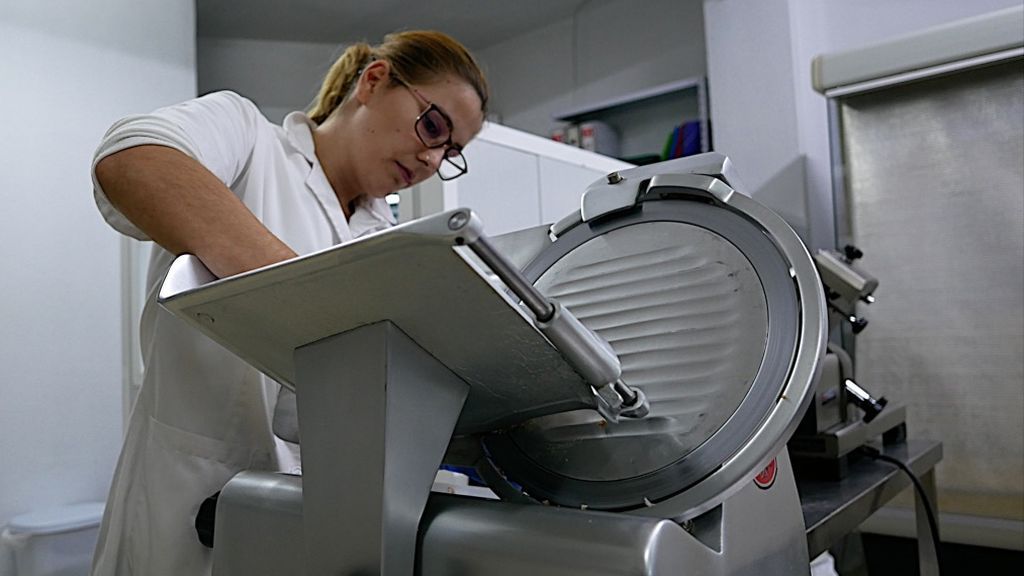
481,157,827,520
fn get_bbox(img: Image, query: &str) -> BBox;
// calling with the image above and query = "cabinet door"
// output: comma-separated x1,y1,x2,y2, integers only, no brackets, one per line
456,140,541,236
538,158,606,224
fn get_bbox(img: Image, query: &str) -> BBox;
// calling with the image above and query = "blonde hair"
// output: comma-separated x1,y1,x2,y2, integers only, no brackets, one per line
308,30,489,125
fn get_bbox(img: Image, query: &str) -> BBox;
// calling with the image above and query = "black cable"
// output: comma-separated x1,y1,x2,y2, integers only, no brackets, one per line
860,446,943,573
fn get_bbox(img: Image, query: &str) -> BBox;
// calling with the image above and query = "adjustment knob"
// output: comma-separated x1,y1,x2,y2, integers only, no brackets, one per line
843,244,864,261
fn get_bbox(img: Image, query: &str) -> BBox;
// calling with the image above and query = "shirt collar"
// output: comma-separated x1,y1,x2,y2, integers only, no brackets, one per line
283,111,318,164
282,111,397,229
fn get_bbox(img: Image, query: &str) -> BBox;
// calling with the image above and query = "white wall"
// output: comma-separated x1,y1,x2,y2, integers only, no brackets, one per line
476,0,706,140
701,0,801,204
0,0,195,544
198,37,343,123
704,0,1023,249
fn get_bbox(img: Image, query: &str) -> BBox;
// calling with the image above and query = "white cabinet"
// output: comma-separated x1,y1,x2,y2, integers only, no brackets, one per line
398,122,634,235
452,139,541,236
537,157,610,225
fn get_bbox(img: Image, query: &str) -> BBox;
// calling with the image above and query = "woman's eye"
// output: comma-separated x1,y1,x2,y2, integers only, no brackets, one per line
421,112,447,140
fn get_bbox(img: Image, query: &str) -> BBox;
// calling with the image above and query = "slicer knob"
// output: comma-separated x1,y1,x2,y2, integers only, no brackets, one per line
848,315,869,334
844,378,888,423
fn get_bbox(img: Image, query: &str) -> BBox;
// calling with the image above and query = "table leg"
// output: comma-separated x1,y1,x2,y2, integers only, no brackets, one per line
915,469,940,576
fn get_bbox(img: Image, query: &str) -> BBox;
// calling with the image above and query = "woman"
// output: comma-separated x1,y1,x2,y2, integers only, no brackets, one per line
89,30,488,575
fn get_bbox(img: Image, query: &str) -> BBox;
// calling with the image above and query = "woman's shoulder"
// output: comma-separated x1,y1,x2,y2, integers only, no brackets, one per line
187,90,268,124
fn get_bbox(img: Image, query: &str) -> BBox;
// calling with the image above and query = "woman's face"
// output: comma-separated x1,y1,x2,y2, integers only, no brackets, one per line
316,61,485,205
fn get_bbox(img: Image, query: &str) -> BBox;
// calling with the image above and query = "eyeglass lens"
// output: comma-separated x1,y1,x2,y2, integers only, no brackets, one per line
438,154,466,180
417,108,450,146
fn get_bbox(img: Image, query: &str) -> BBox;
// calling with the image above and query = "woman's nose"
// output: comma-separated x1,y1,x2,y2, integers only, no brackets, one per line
417,147,444,171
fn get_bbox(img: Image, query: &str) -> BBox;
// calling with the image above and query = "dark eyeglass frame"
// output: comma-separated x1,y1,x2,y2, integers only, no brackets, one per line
391,74,468,181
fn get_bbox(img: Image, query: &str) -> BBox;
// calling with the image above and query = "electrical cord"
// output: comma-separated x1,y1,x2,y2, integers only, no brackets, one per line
859,445,943,574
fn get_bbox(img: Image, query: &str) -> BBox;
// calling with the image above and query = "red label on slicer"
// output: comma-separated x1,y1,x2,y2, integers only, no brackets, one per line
754,458,777,490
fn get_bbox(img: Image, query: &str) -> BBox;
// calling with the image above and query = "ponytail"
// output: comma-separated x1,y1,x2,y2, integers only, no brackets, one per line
308,43,375,125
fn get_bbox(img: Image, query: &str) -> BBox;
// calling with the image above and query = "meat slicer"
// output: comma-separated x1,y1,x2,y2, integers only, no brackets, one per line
158,153,827,575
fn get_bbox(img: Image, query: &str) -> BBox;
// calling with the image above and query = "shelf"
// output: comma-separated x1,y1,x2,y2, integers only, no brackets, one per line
553,76,705,122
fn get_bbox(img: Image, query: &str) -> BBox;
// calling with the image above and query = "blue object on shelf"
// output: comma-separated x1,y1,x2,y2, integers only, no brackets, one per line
682,120,701,157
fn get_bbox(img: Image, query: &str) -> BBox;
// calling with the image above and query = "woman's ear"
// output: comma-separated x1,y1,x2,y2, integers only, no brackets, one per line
354,59,392,105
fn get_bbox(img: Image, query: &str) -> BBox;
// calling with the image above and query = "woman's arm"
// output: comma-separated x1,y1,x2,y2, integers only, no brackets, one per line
95,144,296,278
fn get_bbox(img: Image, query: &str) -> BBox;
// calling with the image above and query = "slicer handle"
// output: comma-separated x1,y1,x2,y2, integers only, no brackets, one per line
463,232,649,420
465,234,555,321
844,378,888,423
534,300,622,386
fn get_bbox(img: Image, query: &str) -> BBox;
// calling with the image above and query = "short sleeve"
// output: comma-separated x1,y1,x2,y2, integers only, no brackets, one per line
91,91,264,240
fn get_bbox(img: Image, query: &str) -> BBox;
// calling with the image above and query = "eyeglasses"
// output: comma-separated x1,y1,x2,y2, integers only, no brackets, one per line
391,75,468,181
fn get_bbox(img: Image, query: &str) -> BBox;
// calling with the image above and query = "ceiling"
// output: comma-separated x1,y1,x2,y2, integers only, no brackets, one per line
197,0,595,50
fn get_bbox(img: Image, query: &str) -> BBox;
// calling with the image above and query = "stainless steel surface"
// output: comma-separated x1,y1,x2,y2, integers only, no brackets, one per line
211,469,809,576
798,439,943,559
550,209,584,238
183,153,832,576
917,469,941,576
466,232,646,421
294,322,468,575
814,250,878,302
612,379,649,418
646,172,736,203
484,156,828,519
158,209,598,434
211,459,812,576
213,472,304,576
467,232,554,321
818,353,843,430
790,404,907,460
426,454,809,575
799,353,843,435
606,152,741,191
531,302,627,406
271,387,300,443
835,58,1024,520
578,153,743,224
580,173,640,223
522,221,770,481
419,498,699,575
446,210,471,230
844,379,872,403
490,224,557,271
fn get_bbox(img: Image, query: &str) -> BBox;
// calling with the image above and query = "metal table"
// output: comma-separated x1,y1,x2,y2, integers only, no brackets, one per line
798,439,942,575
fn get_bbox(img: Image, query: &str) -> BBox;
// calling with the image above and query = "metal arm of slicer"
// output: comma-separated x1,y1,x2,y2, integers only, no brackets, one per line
815,248,878,333
845,379,888,423
464,234,650,422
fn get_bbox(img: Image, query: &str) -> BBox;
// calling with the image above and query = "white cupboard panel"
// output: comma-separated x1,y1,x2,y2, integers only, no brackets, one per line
456,140,541,236
538,158,607,224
